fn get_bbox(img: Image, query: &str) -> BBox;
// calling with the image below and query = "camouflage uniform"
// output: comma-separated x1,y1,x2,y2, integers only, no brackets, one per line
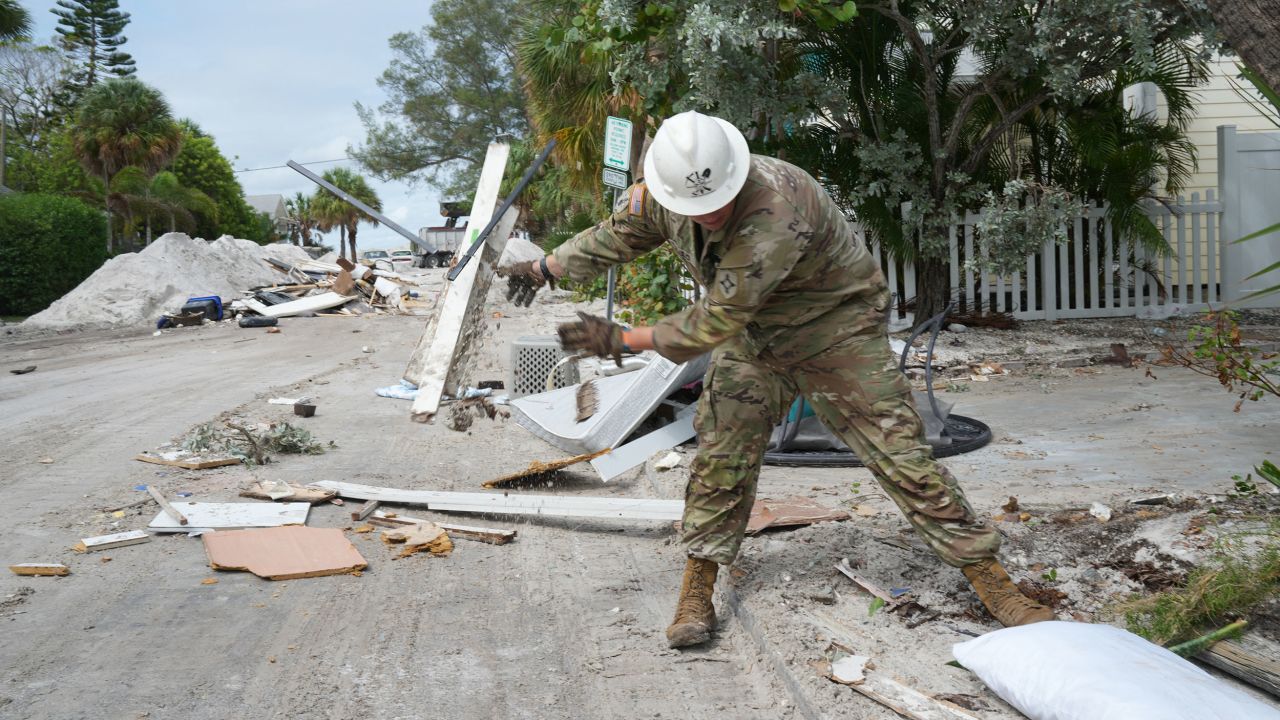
553,155,1000,567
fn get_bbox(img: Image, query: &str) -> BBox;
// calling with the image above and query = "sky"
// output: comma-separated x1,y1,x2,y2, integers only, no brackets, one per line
23,0,444,251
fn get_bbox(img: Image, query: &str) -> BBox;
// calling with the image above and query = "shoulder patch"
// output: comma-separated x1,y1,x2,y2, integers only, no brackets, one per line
629,183,647,216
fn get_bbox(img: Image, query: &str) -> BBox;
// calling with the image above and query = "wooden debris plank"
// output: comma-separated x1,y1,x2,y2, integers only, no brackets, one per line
313,480,682,521
10,563,69,576
74,530,150,553
368,511,516,545
148,502,310,533
1198,635,1280,699
482,449,610,488
147,486,188,526
134,454,241,470
835,560,899,606
351,500,380,522
405,141,512,422
242,291,356,319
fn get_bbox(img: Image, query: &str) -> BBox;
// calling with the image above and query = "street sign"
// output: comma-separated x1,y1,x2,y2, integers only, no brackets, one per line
602,167,630,190
604,116,633,172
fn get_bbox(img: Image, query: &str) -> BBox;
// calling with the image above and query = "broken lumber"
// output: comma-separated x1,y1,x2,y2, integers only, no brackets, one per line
834,560,900,607
134,454,241,470
147,486,188,526
312,480,682,521
367,510,516,545
352,499,381,522
10,563,69,577
74,530,150,553
1197,635,1280,699
240,291,356,318
482,449,610,488
381,522,452,558
405,142,513,423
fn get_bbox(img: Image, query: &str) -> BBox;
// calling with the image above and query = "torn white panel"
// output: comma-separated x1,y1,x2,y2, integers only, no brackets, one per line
148,502,310,533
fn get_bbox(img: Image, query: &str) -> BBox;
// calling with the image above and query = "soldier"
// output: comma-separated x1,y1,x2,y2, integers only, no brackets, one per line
503,111,1053,648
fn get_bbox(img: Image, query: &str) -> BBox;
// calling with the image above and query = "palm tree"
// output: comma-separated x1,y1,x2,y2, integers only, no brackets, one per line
0,0,31,41
311,167,380,261
106,166,214,243
285,191,320,246
69,78,183,251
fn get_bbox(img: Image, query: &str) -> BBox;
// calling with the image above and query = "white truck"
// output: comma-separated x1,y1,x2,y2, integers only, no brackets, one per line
414,226,466,268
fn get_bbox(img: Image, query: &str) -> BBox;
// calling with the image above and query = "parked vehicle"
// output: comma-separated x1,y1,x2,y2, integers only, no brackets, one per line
390,250,414,268
414,227,465,268
361,250,390,263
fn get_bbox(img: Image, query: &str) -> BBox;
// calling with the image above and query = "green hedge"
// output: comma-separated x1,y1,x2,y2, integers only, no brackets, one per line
0,193,108,316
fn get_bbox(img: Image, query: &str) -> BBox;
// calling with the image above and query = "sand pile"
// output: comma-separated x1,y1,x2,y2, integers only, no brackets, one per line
24,233,313,330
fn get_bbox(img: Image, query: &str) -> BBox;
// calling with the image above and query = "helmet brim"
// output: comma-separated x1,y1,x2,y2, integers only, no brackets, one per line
643,118,751,217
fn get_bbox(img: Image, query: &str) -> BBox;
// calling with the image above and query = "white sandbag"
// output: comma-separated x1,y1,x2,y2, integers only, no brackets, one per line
952,621,1279,720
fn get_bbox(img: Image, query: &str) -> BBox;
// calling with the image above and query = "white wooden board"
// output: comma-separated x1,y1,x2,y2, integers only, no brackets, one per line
404,142,512,422
77,530,151,552
591,411,696,482
148,502,310,533
241,292,355,318
312,481,682,521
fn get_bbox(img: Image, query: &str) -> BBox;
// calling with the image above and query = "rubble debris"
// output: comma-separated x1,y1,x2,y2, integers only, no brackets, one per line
10,563,69,577
1089,502,1113,522
73,530,150,553
239,481,336,505
147,486,188,526
482,449,611,488
381,522,453,558
134,452,241,470
148,502,310,533
834,560,903,609
830,655,872,685
351,500,380,522
653,452,682,471
312,480,684,521
293,402,316,418
204,526,367,580
10,365,36,375
368,510,516,545
746,496,850,535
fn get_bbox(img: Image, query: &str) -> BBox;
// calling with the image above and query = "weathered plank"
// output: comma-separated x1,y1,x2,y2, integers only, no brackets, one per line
367,510,516,545
148,502,310,533
404,142,512,422
134,454,241,470
147,486,188,526
10,563,69,576
74,530,150,553
1198,635,1280,699
313,480,682,521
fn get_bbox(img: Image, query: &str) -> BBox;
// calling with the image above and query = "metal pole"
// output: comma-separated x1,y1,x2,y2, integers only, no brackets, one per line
286,160,425,250
605,187,622,321
448,138,557,281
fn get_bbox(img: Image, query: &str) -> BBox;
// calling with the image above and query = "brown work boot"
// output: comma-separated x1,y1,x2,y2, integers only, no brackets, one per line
962,559,1056,627
666,556,719,648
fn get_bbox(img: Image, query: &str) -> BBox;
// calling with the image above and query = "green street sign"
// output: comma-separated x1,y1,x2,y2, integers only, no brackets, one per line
604,116,633,172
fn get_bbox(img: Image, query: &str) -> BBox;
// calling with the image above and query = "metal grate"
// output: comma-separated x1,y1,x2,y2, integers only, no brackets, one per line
508,335,579,398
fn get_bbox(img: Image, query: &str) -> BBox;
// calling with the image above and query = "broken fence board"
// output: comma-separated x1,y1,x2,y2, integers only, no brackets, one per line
134,454,241,470
352,500,381,522
313,480,682,521
148,502,310,533
405,141,512,422
10,563,69,576
368,511,516,545
147,486,188,526
1198,635,1280,699
74,530,150,553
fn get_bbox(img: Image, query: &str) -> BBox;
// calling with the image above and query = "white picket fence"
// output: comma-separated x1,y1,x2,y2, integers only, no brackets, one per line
872,191,1225,320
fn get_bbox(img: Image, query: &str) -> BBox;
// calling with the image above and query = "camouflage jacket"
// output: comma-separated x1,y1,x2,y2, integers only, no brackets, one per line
551,155,888,364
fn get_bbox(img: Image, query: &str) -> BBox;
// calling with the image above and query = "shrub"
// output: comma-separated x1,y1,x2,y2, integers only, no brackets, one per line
0,193,107,315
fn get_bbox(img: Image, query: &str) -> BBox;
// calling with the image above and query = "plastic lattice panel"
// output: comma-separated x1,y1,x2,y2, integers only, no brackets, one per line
508,336,579,398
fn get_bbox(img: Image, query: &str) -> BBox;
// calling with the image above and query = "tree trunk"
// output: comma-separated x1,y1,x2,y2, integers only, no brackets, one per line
913,255,951,325
1207,0,1280,94
339,226,347,260
103,172,113,253
348,224,357,261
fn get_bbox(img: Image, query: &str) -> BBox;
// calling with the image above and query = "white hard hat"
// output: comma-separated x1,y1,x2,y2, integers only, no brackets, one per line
642,111,750,216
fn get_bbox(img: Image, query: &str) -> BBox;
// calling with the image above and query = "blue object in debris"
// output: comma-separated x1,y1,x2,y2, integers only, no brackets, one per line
134,485,147,491
181,295,224,321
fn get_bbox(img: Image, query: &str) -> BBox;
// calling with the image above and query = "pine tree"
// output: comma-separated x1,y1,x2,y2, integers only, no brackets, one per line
52,0,135,98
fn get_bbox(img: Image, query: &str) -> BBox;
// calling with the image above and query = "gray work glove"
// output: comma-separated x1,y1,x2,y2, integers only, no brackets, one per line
558,312,626,367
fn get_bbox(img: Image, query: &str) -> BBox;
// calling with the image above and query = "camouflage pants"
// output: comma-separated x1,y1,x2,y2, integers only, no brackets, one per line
681,331,1001,567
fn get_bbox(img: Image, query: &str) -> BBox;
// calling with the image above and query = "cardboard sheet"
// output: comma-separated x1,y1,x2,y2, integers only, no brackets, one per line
203,526,367,580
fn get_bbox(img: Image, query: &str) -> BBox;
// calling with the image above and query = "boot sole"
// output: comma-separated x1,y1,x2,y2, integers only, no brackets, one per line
666,623,712,648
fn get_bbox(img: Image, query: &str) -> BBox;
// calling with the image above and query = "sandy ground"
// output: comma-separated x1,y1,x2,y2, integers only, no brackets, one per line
2,268,1279,719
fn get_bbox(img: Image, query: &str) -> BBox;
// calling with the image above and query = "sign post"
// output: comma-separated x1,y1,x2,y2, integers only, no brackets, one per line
602,117,634,322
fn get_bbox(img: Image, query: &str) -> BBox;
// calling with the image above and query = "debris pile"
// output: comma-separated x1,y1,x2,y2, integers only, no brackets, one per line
21,232,432,331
